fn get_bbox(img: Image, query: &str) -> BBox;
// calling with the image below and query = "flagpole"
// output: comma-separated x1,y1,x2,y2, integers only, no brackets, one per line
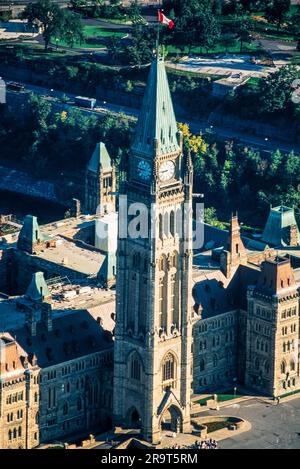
156,12,160,58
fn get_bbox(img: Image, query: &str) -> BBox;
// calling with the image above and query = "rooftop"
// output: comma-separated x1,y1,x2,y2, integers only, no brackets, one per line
87,142,112,174
12,309,114,368
132,57,180,157
36,236,106,276
0,283,116,332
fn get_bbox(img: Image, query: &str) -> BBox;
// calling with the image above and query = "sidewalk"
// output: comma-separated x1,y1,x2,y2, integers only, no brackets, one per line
157,419,252,449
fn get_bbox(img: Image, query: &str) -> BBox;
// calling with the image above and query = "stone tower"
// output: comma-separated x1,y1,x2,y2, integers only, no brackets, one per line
25,272,52,337
246,256,300,397
113,56,193,443
220,213,247,278
85,142,116,215
17,215,44,254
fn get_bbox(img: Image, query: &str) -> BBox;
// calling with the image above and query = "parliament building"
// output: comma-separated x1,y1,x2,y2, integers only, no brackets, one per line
0,56,300,448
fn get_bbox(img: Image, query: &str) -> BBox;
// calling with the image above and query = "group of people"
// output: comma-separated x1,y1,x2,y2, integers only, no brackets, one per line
169,438,218,450
193,439,218,449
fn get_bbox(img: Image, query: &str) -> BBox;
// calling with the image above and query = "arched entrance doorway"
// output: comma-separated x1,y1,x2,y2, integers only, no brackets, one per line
160,405,182,433
127,407,142,429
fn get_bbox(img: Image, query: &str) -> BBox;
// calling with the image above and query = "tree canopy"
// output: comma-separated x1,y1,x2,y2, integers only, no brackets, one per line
22,0,83,51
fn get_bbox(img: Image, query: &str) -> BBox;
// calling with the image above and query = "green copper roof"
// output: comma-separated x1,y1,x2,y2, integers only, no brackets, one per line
262,205,300,247
132,57,179,157
87,142,112,173
26,272,50,302
19,215,44,244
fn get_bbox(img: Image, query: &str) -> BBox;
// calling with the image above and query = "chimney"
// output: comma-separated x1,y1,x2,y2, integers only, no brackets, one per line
289,224,298,247
221,213,247,278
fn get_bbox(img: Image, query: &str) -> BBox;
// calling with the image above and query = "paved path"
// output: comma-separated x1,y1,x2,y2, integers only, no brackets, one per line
204,397,300,449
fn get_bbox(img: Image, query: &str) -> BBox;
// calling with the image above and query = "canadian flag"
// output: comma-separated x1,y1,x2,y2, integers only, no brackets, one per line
158,10,174,29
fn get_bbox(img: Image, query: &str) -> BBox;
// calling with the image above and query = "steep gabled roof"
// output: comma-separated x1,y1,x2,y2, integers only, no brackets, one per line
11,310,113,368
262,205,300,247
18,214,43,245
26,272,50,302
131,57,179,157
87,142,112,173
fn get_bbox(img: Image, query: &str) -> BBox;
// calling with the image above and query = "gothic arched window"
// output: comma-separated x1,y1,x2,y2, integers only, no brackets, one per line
159,214,163,240
200,358,205,372
63,402,68,415
281,361,286,374
162,353,176,382
159,255,166,271
170,211,175,237
213,355,218,368
265,361,270,374
290,360,295,372
130,355,141,381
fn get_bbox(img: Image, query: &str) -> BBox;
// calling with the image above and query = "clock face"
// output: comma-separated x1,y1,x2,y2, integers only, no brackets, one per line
159,160,175,182
137,160,151,181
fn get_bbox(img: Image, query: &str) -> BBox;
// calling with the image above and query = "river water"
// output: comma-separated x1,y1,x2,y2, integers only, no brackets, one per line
0,190,67,224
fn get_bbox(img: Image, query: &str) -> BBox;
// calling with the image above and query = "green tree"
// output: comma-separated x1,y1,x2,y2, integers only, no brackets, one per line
127,0,141,24
22,0,83,51
258,65,298,115
56,9,83,48
285,150,300,185
238,20,252,52
27,92,52,130
70,0,86,11
265,0,291,31
106,36,122,64
196,11,221,52
287,6,300,50
22,0,62,51
124,24,155,67
222,33,236,52
204,207,227,229
269,149,283,176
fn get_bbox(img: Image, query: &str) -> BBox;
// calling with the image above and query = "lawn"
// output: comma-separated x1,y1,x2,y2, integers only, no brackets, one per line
54,25,126,49
280,388,300,399
197,391,243,406
217,393,243,402
206,421,230,433
96,16,132,25
167,40,262,56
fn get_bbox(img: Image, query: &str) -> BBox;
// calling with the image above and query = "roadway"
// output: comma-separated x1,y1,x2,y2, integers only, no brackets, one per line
205,396,300,449
2,75,300,155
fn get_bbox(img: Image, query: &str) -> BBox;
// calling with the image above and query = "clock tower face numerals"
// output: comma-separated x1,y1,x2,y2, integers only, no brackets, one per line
159,160,175,182
137,160,151,181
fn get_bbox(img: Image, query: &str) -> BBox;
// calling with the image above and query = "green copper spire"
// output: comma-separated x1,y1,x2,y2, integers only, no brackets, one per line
87,142,112,173
26,272,51,302
132,57,179,157
17,215,44,253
